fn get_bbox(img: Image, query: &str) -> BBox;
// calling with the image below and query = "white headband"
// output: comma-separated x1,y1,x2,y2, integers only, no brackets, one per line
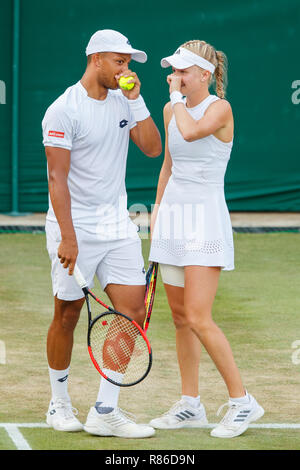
161,47,216,73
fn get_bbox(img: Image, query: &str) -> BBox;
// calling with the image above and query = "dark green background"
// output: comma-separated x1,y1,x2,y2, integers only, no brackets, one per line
1,0,300,213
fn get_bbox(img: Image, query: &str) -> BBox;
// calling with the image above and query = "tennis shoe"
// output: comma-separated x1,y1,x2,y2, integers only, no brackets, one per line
46,398,83,432
84,406,155,438
149,399,208,429
210,393,264,438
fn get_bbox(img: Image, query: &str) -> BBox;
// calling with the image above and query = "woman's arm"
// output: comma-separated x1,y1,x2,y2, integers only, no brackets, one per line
168,74,233,142
150,102,173,236
173,98,232,142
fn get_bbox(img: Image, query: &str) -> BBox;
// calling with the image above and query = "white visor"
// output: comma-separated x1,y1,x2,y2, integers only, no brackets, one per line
86,29,147,63
161,47,215,73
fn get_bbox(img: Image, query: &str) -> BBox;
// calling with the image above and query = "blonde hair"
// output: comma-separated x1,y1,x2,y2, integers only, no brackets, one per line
180,40,228,99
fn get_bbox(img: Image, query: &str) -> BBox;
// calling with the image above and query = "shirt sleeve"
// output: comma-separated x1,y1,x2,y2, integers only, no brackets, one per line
42,102,74,150
128,104,137,130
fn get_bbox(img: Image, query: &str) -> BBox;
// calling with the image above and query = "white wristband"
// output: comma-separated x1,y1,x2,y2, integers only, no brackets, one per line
170,91,184,107
128,95,150,122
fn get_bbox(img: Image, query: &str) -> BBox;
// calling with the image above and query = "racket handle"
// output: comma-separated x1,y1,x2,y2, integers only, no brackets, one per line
73,264,88,289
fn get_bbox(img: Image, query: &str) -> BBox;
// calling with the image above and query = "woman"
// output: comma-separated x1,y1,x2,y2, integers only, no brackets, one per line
149,40,264,438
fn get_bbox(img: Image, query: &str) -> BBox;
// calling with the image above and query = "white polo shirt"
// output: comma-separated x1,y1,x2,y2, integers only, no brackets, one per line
42,81,137,238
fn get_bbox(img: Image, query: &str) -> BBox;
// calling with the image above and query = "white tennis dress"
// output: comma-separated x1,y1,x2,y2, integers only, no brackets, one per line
149,94,234,270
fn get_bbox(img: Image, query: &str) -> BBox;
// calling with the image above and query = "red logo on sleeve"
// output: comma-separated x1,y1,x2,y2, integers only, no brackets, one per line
48,130,65,138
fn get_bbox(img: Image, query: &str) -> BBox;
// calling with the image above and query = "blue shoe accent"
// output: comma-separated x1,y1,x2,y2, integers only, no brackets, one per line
95,401,114,415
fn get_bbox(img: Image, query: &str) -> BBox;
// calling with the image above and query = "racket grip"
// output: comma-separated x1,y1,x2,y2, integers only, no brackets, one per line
73,264,88,289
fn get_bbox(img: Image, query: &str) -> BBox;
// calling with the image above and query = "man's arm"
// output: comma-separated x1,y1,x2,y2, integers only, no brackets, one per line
45,146,78,275
130,118,162,157
115,70,162,157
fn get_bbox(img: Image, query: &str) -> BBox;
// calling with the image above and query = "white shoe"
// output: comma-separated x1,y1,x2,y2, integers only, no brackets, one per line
210,394,264,438
149,399,208,429
46,398,83,432
84,406,155,438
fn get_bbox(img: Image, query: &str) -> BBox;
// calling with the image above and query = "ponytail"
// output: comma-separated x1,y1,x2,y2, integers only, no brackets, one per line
214,50,228,99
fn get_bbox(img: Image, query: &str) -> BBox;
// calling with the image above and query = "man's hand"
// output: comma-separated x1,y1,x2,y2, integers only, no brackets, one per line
57,236,78,275
115,70,141,100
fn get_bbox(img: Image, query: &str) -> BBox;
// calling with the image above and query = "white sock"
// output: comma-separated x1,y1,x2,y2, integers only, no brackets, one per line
182,395,201,408
48,366,70,401
230,391,250,405
96,369,124,410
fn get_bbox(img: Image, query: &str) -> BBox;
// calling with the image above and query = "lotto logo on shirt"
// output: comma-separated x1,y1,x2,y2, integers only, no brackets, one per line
48,130,65,138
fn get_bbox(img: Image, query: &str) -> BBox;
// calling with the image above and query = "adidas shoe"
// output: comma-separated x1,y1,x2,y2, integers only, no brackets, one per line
149,399,208,429
84,405,155,438
46,398,83,432
210,393,264,438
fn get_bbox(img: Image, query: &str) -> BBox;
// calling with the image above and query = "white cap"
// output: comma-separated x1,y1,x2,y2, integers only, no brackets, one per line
86,29,147,63
161,47,215,73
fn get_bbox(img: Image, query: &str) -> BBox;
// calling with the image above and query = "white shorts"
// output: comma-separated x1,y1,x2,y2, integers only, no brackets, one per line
160,263,184,288
46,220,146,301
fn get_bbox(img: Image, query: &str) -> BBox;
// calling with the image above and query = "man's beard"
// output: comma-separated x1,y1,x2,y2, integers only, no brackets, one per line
98,74,118,90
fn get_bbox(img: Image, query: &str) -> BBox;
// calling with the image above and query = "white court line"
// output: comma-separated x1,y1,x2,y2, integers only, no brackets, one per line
202,424,300,429
1,423,49,450
0,423,49,428
2,424,32,450
1,423,300,429
1,423,299,450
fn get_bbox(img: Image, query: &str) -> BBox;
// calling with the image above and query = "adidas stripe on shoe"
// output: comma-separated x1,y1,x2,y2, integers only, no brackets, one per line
210,393,264,438
149,399,208,429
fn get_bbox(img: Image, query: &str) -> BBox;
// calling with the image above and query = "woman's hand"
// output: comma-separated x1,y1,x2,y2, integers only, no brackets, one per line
167,73,182,94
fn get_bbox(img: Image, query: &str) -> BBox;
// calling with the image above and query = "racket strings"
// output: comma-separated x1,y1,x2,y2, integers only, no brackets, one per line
89,313,150,384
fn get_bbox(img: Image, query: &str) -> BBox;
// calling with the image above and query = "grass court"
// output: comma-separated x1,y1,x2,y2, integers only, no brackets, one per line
0,232,300,450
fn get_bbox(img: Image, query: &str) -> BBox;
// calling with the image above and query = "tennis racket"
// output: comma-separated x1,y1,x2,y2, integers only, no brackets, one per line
144,262,158,332
73,265,152,387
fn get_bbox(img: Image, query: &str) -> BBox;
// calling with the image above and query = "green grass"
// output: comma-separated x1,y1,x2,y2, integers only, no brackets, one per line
0,232,300,450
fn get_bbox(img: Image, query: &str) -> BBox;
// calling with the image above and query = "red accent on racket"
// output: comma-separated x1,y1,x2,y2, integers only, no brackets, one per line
73,265,152,387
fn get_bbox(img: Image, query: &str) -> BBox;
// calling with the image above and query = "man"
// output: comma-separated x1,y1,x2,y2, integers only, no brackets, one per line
42,29,162,438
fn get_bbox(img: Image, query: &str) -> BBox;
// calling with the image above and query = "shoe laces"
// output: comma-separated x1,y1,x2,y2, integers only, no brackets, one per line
51,398,79,420
162,399,187,417
216,402,240,427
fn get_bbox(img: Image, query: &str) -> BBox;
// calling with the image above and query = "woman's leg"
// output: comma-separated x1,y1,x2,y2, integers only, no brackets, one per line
164,283,201,398
149,280,208,429
184,266,245,398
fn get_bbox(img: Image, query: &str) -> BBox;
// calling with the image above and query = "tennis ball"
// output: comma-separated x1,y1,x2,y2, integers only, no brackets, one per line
119,76,135,91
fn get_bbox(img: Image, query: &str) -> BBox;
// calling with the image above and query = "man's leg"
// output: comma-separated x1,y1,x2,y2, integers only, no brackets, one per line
95,283,146,407
105,283,146,326
47,296,85,371
83,283,154,438
83,234,155,437
46,296,85,432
